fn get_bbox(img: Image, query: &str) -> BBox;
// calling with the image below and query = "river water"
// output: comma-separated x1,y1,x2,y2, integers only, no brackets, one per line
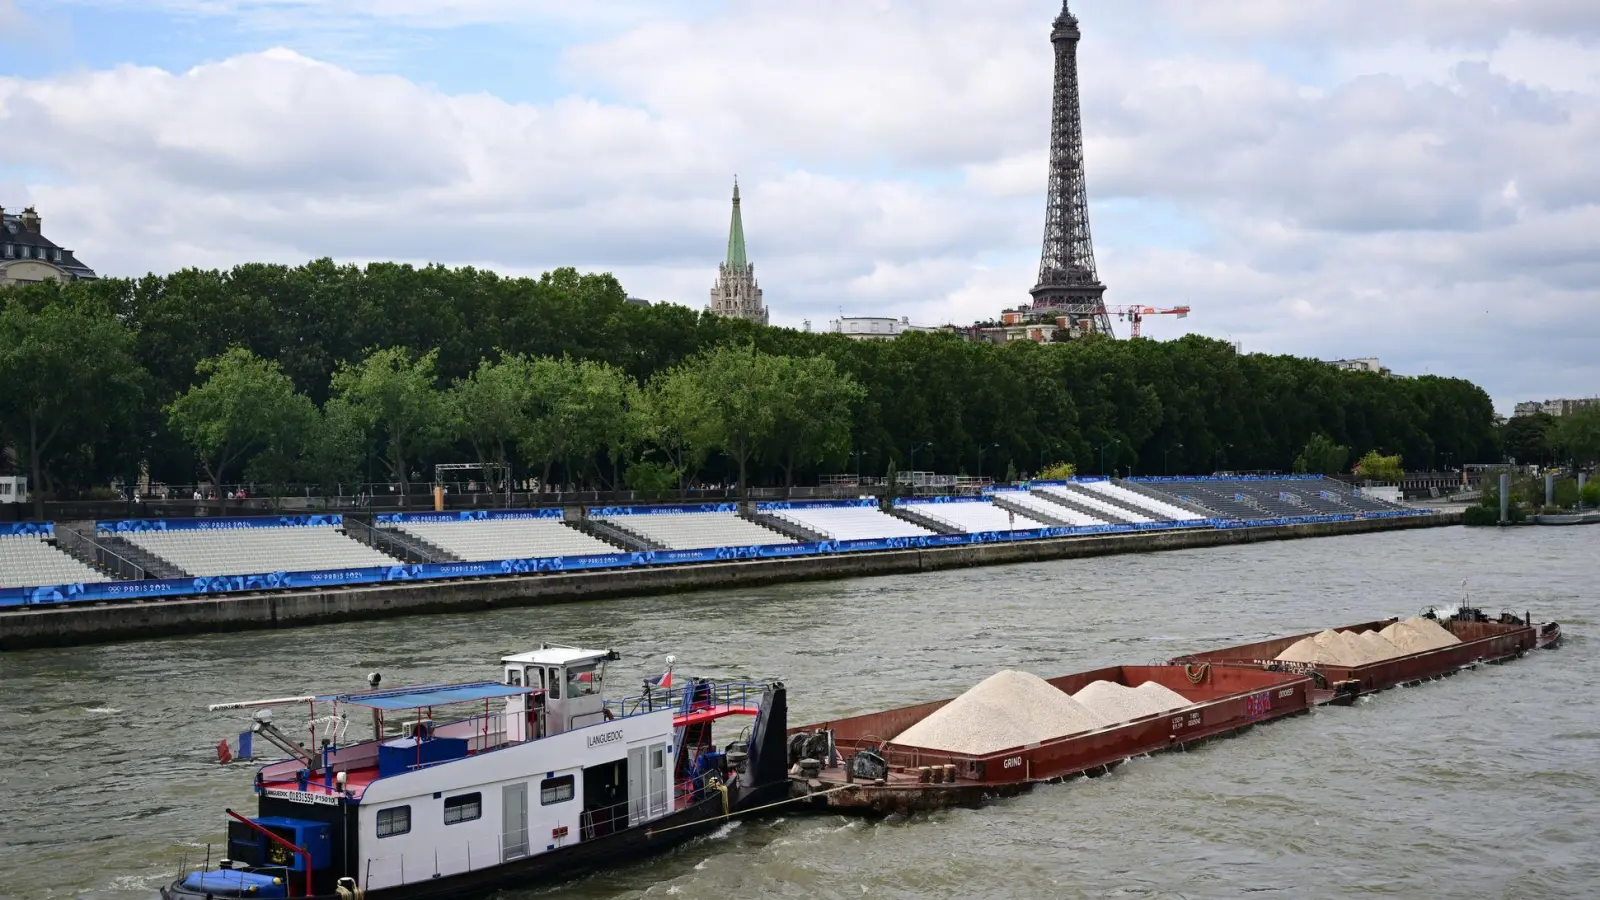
0,526,1594,899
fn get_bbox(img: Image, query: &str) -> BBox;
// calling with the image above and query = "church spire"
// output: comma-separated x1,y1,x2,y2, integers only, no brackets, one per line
726,177,747,269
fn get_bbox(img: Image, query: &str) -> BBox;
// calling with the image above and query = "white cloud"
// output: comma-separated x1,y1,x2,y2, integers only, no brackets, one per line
2,0,1599,413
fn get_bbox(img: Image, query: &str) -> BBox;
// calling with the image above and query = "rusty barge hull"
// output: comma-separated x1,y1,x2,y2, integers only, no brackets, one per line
1168,617,1545,699
788,664,1312,816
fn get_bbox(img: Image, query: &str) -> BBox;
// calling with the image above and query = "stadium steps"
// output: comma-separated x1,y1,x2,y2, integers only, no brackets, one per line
94,533,189,578
741,508,829,543
348,518,459,564
571,517,658,552
1117,480,1218,518
55,524,147,580
1058,482,1158,521
1031,488,1135,525
989,494,1073,528
888,505,966,535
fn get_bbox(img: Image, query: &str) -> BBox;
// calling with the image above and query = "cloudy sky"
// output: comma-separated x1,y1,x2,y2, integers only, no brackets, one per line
2,0,1597,412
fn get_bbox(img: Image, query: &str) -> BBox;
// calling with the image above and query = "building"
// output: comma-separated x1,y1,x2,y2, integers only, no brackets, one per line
1324,357,1386,374
949,304,1074,344
0,206,97,286
1029,2,1111,337
1513,398,1600,418
706,180,768,325
828,316,939,341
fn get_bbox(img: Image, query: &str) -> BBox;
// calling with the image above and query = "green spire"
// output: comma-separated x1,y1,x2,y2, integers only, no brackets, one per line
725,178,747,269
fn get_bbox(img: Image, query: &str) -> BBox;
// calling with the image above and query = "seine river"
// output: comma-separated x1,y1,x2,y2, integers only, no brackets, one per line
0,526,1594,899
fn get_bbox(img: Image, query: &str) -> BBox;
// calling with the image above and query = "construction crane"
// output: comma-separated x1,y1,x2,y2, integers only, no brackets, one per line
1105,304,1191,339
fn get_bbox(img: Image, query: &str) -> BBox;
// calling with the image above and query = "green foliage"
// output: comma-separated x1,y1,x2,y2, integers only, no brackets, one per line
1004,460,1018,484
329,348,448,494
166,348,317,493
1353,450,1404,482
1552,478,1580,510
624,460,679,494
1462,505,1502,526
761,354,864,488
1501,413,1554,465
883,459,899,506
1037,462,1077,480
1293,434,1350,475
1552,406,1600,468
1581,479,1600,508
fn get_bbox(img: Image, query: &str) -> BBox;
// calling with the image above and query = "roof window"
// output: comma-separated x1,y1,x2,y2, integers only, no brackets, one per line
3,245,12,258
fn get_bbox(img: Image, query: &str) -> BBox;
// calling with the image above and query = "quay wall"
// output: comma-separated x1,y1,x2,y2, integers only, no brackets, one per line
0,512,1459,650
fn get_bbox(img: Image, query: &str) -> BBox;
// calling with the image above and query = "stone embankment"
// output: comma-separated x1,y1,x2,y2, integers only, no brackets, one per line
0,512,1459,650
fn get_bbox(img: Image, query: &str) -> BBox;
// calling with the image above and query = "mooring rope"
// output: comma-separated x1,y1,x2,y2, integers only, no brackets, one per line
645,782,861,837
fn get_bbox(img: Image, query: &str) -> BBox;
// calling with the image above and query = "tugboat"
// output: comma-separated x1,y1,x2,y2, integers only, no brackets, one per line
163,646,789,899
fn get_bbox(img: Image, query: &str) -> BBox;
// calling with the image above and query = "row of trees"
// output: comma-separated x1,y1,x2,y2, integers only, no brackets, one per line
1,260,1510,516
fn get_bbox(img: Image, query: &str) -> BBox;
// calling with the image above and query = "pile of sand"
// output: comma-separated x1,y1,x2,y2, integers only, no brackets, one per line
1275,629,1367,666
892,670,1111,755
1354,629,1406,662
1135,681,1194,714
1071,680,1169,724
1380,616,1461,653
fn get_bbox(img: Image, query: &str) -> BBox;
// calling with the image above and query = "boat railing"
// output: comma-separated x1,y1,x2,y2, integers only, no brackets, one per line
605,679,768,719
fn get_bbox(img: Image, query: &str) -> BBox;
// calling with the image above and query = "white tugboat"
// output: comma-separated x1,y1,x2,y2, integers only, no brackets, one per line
163,645,788,899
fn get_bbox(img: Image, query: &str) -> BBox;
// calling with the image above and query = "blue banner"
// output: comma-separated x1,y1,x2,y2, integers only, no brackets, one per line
1128,475,1326,484
97,515,343,534
0,521,52,537
587,503,739,517
758,499,878,511
897,497,987,506
377,509,564,524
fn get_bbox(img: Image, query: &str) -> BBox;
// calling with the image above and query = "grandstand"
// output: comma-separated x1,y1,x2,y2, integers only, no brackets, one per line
1133,477,1408,520
992,490,1110,527
765,503,935,540
896,500,1049,533
0,532,108,588
1079,481,1206,523
1034,484,1156,524
596,511,793,550
117,523,400,576
383,518,618,562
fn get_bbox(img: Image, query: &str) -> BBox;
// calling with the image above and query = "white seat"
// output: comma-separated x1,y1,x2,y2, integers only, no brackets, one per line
896,501,1049,533
989,490,1109,527
0,533,110,588
1079,481,1203,522
598,511,793,550
391,519,616,562
766,505,934,540
119,525,400,576
1036,485,1156,523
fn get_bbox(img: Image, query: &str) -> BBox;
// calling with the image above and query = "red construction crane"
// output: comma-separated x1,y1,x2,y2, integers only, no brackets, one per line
1104,304,1191,338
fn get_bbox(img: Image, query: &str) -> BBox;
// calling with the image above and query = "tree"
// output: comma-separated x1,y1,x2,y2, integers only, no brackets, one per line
1552,406,1600,470
1293,434,1350,475
303,399,368,493
637,370,709,488
518,356,633,490
166,348,318,498
1353,450,1404,482
1004,460,1018,484
330,347,447,495
762,354,864,489
1502,414,1554,466
668,345,782,492
450,355,536,490
0,294,143,517
1038,462,1077,480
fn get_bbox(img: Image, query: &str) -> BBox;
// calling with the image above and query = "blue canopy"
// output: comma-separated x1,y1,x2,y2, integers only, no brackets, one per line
335,681,534,711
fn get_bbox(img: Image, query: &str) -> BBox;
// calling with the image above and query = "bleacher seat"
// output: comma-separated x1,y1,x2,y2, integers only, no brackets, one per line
1081,481,1206,522
389,518,617,562
992,490,1110,527
767,505,934,540
897,501,1049,533
121,525,400,576
597,512,793,550
1132,477,1409,521
1035,485,1156,523
0,533,109,588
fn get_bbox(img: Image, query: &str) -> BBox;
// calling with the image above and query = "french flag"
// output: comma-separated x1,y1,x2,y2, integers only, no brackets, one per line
645,655,676,690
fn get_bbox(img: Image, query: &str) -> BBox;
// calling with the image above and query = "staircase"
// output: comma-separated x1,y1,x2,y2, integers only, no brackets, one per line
53,525,146,580
989,494,1072,528
344,518,457,564
92,532,189,579
888,505,966,535
570,517,660,552
1058,482,1153,521
1031,488,1134,525
741,507,830,543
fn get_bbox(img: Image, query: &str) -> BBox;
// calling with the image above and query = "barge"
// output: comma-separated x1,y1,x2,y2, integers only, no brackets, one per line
783,663,1313,816
1168,607,1561,704
163,647,789,899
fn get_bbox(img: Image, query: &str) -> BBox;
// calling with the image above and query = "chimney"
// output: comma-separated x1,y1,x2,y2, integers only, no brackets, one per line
20,206,40,233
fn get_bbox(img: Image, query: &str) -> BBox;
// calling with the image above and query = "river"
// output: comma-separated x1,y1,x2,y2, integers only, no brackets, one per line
0,525,1594,899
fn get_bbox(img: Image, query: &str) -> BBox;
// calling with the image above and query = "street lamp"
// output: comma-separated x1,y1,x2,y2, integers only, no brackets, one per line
1099,439,1120,476
909,441,932,478
849,449,867,485
1215,443,1234,474
1164,442,1184,476
977,442,1000,480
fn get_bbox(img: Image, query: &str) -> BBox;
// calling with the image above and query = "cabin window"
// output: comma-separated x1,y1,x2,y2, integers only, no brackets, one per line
547,668,560,700
567,662,602,697
376,806,411,837
540,774,575,805
506,669,521,687
443,792,481,824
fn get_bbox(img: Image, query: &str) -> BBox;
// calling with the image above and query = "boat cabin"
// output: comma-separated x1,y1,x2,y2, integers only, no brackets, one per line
175,645,777,899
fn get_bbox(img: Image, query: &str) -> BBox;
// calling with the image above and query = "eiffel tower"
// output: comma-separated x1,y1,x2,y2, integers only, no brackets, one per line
1030,1,1112,337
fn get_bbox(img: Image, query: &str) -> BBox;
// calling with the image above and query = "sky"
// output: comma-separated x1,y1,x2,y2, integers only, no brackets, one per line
1,0,1597,413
